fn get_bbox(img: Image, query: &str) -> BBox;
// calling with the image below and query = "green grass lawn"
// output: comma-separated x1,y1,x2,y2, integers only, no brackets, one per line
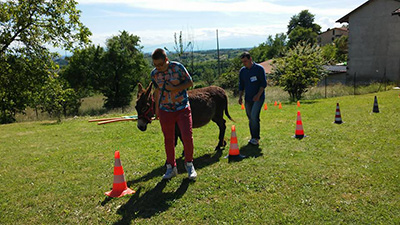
1,90,399,224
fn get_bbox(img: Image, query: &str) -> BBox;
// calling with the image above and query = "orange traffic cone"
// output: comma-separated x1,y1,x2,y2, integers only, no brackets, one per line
278,102,282,109
297,101,301,107
105,151,135,198
274,101,277,106
225,125,245,160
293,111,306,139
372,96,379,113
241,103,245,110
334,103,343,124
264,103,268,110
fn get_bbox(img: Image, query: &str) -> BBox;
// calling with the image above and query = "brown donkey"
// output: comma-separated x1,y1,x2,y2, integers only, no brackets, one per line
135,82,234,150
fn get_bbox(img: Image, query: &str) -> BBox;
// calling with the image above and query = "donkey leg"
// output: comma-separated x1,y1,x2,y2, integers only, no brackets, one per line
175,124,184,157
212,117,226,150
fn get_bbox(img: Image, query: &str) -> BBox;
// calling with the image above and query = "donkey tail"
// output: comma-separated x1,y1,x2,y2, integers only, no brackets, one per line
224,94,235,122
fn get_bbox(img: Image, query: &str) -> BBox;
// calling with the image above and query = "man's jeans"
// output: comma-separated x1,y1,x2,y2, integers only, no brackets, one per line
245,100,264,140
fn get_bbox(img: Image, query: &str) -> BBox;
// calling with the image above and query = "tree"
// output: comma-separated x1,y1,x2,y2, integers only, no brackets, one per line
271,42,327,101
38,77,80,122
164,31,196,76
60,45,104,99
334,35,348,63
321,43,337,65
0,0,91,123
287,10,321,47
250,33,287,63
0,0,91,55
98,31,149,110
266,33,287,59
216,57,242,95
287,26,318,48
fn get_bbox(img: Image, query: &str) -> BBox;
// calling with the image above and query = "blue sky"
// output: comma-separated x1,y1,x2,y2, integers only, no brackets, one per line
74,0,367,53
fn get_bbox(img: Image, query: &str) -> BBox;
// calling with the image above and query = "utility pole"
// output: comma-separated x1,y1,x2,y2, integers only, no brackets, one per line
216,29,221,77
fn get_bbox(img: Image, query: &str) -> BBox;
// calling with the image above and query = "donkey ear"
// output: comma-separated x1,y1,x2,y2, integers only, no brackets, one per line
137,83,144,98
145,82,153,97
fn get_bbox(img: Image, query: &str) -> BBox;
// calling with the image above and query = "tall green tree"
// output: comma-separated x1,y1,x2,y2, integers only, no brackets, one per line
216,57,243,95
98,31,149,110
287,10,321,47
251,33,287,62
334,35,348,63
38,77,80,122
320,43,337,65
0,0,91,123
60,45,104,99
271,42,327,101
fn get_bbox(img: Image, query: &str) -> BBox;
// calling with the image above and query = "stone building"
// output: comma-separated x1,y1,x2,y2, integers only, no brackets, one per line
337,0,400,83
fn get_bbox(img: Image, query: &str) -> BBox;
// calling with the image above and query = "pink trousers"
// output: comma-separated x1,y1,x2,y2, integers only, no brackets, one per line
159,106,194,166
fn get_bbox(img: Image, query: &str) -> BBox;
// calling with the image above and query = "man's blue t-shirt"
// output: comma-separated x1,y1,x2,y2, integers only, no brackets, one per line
239,63,267,102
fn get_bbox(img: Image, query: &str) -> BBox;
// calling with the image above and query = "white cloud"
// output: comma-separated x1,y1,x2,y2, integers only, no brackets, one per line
77,0,353,16
89,23,287,50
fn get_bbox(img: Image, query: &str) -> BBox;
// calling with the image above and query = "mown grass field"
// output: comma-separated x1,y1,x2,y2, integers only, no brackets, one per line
1,90,399,224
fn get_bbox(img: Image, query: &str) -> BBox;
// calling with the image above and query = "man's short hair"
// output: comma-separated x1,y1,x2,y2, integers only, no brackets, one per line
240,52,251,60
152,48,167,60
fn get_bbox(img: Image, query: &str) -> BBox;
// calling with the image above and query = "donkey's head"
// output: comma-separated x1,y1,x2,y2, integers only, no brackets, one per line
135,82,154,131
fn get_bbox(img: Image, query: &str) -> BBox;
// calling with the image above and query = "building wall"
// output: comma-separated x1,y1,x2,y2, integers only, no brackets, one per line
347,0,400,83
318,28,348,46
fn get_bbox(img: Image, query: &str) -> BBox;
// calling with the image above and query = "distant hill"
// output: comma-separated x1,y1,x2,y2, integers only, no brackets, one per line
144,48,250,63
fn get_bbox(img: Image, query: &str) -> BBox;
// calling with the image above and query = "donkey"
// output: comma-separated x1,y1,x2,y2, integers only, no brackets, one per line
135,82,234,150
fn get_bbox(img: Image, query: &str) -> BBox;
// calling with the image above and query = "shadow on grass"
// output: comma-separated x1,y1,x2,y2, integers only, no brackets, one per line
101,149,224,222
240,144,263,158
227,144,263,163
126,149,224,187
113,179,192,224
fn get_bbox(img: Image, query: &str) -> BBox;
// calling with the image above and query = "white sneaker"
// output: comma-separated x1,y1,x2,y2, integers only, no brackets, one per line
162,164,178,179
248,138,259,146
185,162,197,180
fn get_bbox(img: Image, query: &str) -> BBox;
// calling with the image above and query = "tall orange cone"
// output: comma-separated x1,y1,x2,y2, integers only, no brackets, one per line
334,103,343,124
278,102,282,109
297,101,301,107
274,101,277,106
264,103,268,110
372,96,379,113
225,125,245,160
293,111,305,139
105,151,135,198
241,103,245,110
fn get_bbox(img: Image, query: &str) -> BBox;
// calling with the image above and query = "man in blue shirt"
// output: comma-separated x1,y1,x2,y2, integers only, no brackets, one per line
238,52,267,146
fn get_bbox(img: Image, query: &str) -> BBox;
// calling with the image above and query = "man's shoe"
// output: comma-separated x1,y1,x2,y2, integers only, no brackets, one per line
185,162,197,180
162,164,178,179
249,138,259,146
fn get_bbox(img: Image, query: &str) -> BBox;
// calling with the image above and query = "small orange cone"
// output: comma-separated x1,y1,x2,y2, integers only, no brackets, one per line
293,111,306,139
274,101,277,106
105,151,135,198
241,103,244,110
297,101,301,107
334,103,343,124
225,125,245,160
278,102,282,109
372,96,379,113
264,103,268,110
